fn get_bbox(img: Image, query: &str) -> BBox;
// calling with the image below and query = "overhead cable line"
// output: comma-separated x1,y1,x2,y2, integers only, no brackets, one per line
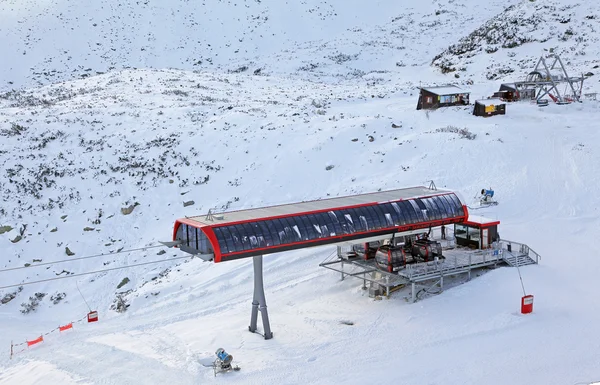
0,255,191,290
0,244,166,273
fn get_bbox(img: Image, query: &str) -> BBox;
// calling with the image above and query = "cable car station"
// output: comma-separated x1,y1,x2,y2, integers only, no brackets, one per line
173,185,540,339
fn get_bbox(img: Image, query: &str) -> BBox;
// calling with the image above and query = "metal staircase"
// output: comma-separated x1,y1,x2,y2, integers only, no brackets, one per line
500,240,540,267
502,254,536,267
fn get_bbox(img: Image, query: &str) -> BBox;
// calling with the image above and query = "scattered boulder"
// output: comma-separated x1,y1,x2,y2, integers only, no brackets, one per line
183,200,195,207
0,225,13,234
10,235,22,243
50,227,58,232
65,247,75,256
157,250,166,255
391,123,401,128
83,227,95,232
50,292,66,304
368,135,375,142
121,205,136,215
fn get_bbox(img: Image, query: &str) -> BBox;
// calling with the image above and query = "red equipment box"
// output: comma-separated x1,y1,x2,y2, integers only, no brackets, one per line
521,295,534,314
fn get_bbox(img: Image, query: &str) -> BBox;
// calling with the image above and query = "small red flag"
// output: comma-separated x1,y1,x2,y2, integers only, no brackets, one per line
59,323,73,332
27,336,43,347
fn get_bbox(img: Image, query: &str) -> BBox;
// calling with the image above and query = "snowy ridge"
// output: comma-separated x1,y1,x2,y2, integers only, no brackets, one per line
432,0,600,83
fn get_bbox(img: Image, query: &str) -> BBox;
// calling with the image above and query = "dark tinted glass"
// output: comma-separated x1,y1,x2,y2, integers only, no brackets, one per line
399,200,417,224
344,208,364,232
408,200,425,222
438,195,455,217
360,206,379,229
428,196,446,219
327,211,343,235
256,221,274,246
447,194,464,216
380,203,400,226
213,227,230,253
421,198,439,220
298,215,317,240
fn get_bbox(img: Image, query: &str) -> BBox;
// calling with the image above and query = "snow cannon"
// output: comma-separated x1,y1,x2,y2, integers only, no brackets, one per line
216,348,233,367
481,189,494,198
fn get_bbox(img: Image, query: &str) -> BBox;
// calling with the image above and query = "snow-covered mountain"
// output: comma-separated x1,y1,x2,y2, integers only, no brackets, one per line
1,0,600,384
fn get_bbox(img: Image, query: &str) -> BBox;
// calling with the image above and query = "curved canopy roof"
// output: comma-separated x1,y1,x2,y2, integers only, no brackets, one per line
174,186,468,262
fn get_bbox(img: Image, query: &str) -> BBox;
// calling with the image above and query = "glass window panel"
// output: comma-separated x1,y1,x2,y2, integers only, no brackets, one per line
279,217,300,242
380,203,400,226
199,230,211,253
270,218,288,244
305,213,324,238
213,227,230,253
438,195,455,217
455,224,468,239
336,210,353,234
257,221,274,246
447,194,464,216
430,196,448,219
240,223,258,249
397,201,415,224
394,202,410,225
298,215,317,240
265,220,281,246
370,205,389,228
351,207,370,230
315,212,335,236
361,206,381,229
227,225,246,251
327,211,343,235
345,208,365,232
183,225,189,247
431,197,446,219
421,198,440,221
435,196,451,219
415,199,427,211
408,200,425,222
249,222,266,247
388,202,404,225
291,216,307,240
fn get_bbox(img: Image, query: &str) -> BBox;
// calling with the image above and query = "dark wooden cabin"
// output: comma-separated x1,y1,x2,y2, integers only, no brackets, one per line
493,83,535,101
416,85,470,110
473,99,506,117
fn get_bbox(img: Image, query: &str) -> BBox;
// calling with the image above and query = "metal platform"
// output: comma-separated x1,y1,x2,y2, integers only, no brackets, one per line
320,239,540,302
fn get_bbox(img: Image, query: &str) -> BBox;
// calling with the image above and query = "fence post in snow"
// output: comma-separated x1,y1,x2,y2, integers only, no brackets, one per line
10,341,13,359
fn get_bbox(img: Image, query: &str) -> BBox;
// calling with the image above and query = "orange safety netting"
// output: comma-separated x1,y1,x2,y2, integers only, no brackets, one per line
59,323,73,332
26,336,43,347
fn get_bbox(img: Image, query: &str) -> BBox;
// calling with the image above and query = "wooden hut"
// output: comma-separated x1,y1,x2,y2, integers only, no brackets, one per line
493,83,535,101
473,99,506,117
416,85,470,110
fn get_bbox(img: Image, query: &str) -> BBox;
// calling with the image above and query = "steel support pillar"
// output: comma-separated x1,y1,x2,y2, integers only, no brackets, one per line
249,255,273,340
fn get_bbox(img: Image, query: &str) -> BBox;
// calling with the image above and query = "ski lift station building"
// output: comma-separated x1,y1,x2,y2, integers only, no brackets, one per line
172,186,540,339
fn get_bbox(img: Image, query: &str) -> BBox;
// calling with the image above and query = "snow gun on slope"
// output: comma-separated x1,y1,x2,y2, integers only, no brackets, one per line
213,348,240,376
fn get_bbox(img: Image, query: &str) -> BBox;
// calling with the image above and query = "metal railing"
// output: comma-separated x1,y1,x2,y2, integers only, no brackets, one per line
498,239,541,264
401,248,503,281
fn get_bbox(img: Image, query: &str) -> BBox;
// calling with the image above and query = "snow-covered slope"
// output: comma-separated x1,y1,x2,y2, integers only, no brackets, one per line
1,0,600,384
432,0,600,85
1,0,526,90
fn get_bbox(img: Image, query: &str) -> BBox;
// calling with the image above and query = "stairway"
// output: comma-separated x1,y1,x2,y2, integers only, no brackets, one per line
503,253,536,267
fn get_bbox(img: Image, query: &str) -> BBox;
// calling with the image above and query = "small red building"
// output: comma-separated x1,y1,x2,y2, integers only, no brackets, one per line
454,215,500,249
